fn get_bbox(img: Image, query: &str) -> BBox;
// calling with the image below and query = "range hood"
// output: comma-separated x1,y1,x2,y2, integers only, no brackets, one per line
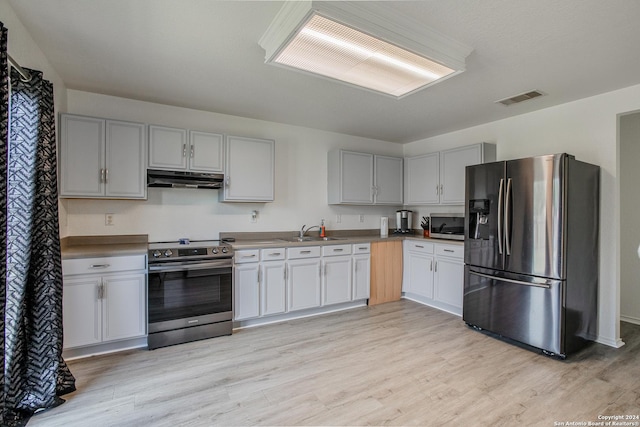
147,169,224,189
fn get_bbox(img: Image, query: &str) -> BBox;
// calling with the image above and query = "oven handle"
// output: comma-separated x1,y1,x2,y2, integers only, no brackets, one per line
148,259,233,273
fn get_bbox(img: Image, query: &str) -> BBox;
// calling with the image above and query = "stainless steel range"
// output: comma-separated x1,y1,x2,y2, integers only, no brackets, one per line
147,239,233,350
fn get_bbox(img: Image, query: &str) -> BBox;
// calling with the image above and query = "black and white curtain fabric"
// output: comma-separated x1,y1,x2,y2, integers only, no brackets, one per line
1,21,75,427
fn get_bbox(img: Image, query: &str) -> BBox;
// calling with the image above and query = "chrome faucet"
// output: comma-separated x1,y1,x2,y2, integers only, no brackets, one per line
299,224,320,239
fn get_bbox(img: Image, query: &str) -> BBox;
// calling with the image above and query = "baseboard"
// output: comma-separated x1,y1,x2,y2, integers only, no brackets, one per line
620,315,640,326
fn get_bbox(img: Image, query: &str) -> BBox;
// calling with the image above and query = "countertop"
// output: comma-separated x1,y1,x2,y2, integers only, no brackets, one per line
60,234,148,259
224,231,463,250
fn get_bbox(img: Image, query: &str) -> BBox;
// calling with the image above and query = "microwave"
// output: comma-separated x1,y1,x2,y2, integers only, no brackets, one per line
430,213,465,240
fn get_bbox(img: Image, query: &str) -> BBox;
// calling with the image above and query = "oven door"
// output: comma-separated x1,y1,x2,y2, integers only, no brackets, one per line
147,260,232,333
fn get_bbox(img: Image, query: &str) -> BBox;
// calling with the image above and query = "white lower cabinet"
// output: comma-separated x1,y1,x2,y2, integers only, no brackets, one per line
322,243,353,306
62,255,147,349
234,262,260,320
402,240,463,315
352,243,371,300
261,260,287,316
285,246,322,312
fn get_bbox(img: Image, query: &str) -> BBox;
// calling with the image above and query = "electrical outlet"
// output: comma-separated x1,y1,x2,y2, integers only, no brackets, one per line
251,210,258,223
105,213,114,226
359,214,364,223
336,214,341,223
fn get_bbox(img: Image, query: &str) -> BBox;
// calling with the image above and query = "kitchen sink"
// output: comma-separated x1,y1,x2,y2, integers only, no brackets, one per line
284,236,346,242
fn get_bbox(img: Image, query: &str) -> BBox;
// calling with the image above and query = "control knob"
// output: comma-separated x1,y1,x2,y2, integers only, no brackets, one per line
152,250,161,258
164,249,173,257
212,248,219,254
221,247,229,254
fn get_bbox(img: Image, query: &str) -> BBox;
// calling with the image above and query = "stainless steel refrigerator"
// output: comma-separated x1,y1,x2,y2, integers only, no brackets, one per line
463,153,599,358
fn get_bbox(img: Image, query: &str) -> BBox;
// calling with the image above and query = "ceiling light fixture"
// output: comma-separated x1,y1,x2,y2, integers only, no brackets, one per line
259,1,473,99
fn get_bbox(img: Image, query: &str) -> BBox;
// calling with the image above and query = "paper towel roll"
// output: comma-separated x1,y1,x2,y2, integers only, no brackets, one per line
380,216,389,237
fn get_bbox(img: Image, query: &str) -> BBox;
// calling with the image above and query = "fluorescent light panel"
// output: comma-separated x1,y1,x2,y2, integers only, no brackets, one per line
273,14,456,97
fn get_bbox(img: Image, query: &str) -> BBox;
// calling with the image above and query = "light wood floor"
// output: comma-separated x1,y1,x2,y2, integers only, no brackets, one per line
30,300,640,426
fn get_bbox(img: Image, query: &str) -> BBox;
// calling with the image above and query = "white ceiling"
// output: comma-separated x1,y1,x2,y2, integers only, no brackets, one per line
9,0,640,143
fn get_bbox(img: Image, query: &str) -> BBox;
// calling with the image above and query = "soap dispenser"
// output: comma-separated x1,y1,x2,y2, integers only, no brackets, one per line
320,219,326,238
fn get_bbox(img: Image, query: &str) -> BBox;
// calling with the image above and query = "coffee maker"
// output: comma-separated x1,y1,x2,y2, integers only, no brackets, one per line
395,210,413,234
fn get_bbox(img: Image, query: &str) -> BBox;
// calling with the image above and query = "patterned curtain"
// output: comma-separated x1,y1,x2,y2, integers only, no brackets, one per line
0,20,10,427
2,24,76,426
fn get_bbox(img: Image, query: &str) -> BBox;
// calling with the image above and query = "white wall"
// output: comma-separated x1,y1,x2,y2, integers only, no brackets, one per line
619,111,640,324
62,90,404,241
403,83,640,348
0,0,69,234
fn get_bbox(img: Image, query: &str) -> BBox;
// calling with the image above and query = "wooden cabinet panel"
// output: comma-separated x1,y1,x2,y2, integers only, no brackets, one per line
369,240,403,306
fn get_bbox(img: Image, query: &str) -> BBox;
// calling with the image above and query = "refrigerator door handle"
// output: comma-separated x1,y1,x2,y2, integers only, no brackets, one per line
498,178,504,254
505,178,512,256
469,270,551,289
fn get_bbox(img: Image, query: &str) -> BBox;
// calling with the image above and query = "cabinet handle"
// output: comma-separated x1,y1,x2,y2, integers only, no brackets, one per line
415,245,424,249
225,176,230,187
430,260,433,271
105,168,109,183
100,168,105,183
284,268,287,281
435,185,439,195
440,184,443,195
358,247,367,250
333,248,343,252
434,261,438,272
269,252,281,256
90,264,111,269
97,282,105,299
257,269,261,284
444,249,454,253
301,250,311,254
190,145,194,158
242,254,256,258
182,143,187,157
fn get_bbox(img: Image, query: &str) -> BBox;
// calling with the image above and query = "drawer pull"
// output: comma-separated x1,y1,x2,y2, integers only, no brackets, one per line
269,252,282,256
333,248,344,252
242,254,257,258
90,264,110,269
301,250,312,254
358,247,368,250
415,245,424,249
444,249,455,253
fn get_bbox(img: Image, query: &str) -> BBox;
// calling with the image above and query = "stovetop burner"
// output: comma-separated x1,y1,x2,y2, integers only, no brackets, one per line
148,239,233,262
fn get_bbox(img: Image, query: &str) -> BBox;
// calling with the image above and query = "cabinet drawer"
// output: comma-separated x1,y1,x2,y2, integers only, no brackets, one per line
63,255,146,276
287,246,321,259
405,240,434,254
260,248,285,261
435,244,463,259
235,249,260,263
322,244,352,257
352,243,371,254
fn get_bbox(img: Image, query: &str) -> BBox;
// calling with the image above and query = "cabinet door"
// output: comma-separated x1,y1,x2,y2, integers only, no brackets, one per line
189,131,224,173
261,261,287,316
102,273,147,342
322,256,353,306
62,276,102,348
234,263,260,320
223,136,275,202
105,120,147,198
369,241,403,305
404,153,440,205
352,255,371,300
374,155,403,205
59,114,105,197
434,257,464,312
148,125,188,171
403,251,435,298
287,258,321,312
440,144,482,204
341,151,374,204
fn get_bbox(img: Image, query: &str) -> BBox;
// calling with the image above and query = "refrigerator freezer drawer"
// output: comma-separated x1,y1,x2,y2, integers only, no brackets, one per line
463,266,564,355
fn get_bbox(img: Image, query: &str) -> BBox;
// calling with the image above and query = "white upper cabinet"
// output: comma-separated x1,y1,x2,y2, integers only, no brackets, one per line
374,155,404,205
148,125,188,170
189,131,224,173
220,135,275,202
405,143,496,205
404,152,440,205
328,149,403,205
60,114,146,199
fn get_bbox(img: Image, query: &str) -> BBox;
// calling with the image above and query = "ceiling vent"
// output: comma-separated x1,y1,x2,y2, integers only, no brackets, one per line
496,90,545,106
